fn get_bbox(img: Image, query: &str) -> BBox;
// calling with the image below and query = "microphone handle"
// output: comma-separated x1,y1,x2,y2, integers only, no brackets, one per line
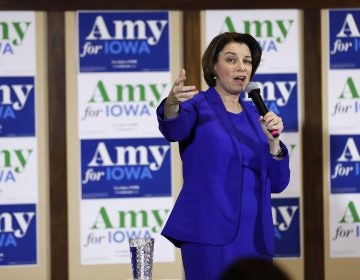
248,89,279,138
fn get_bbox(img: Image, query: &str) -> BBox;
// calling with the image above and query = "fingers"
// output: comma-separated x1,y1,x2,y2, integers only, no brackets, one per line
173,85,197,95
169,69,198,104
174,68,186,87
261,112,284,134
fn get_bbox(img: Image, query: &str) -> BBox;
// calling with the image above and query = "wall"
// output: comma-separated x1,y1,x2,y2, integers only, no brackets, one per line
0,2,360,280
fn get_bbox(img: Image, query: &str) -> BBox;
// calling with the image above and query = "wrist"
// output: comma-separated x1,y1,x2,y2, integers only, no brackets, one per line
165,95,179,106
268,139,280,154
270,147,285,160
164,98,180,119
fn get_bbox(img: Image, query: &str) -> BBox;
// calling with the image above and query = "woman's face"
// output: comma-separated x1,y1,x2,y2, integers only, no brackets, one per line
214,42,252,96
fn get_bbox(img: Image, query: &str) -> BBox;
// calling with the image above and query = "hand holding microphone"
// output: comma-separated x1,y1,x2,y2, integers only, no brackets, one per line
245,82,282,138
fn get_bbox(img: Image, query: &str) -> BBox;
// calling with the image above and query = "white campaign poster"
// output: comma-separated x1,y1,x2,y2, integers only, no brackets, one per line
78,72,171,139
0,11,36,76
329,194,360,257
80,197,174,264
0,137,38,204
205,10,299,73
328,70,360,134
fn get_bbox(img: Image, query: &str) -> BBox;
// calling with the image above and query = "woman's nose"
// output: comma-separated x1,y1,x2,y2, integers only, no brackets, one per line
237,62,246,71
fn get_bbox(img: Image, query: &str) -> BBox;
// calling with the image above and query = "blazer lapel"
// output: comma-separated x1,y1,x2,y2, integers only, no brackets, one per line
240,99,267,143
204,87,239,139
240,98,269,188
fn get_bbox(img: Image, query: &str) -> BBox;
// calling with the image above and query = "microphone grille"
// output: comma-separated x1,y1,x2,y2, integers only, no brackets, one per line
245,82,259,94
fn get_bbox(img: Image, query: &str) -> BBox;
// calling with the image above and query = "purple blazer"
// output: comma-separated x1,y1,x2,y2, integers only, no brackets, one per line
156,87,290,256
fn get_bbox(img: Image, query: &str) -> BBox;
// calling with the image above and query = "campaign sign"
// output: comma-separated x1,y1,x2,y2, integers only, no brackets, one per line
205,9,299,73
0,137,38,203
80,197,174,264
78,11,170,72
328,71,360,134
243,73,299,132
272,197,300,258
81,138,171,199
78,72,170,139
330,194,360,257
0,204,37,266
0,12,36,76
330,135,360,193
329,9,360,69
0,76,35,137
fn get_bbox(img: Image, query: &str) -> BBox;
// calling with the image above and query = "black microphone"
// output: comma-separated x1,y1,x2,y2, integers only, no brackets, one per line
245,82,279,138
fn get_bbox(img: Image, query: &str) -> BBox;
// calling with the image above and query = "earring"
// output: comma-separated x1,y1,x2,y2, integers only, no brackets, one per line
213,76,217,80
